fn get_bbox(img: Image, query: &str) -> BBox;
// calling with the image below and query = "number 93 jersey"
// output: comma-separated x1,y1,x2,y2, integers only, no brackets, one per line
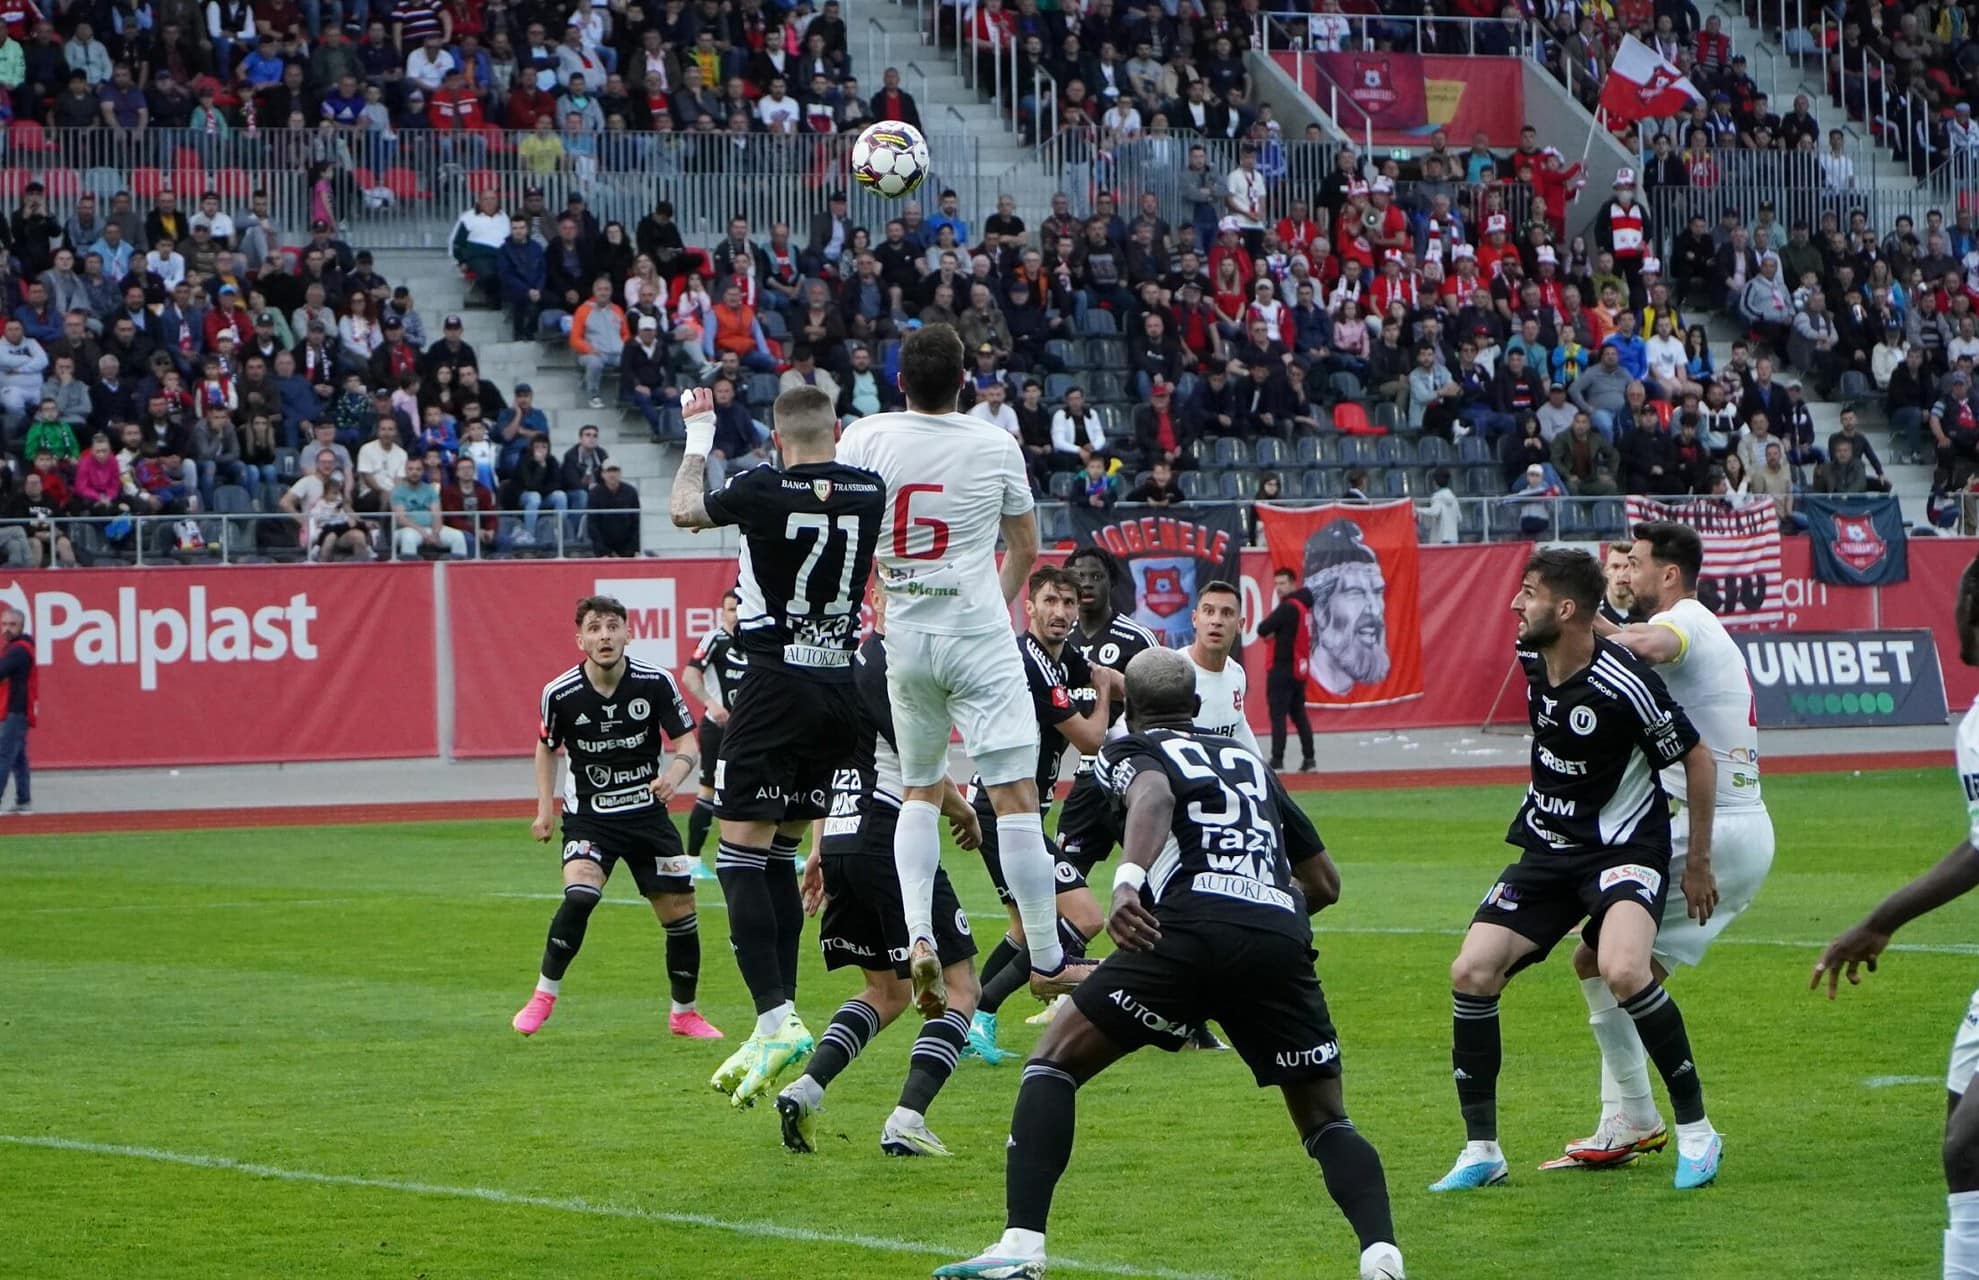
1097,728,1325,941
702,460,885,682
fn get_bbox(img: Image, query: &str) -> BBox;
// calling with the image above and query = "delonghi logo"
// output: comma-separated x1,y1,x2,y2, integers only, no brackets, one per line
595,577,677,668
0,581,318,691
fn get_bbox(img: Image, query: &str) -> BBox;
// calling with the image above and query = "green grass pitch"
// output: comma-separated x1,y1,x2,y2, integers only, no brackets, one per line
4,769,1977,1279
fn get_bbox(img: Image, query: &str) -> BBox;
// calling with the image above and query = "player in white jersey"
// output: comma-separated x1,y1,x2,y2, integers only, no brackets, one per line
1551,520,1775,1168
1183,580,1265,759
837,323,1096,1015
1813,551,1979,1280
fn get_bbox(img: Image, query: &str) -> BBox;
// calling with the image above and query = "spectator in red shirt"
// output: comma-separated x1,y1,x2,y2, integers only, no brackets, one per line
440,455,497,555
0,603,32,816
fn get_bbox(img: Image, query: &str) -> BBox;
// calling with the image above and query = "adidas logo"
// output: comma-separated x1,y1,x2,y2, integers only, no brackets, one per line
1453,1068,1472,1080
574,713,591,725
1673,1059,1694,1077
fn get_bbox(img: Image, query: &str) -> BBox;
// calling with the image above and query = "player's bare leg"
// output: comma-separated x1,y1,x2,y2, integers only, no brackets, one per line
1594,902,1719,1189
778,970,911,1153
1944,1085,1979,1277
649,891,722,1040
1549,940,1668,1169
1025,886,1101,1028
1430,921,1537,1190
984,777,1098,1001
514,855,607,1035
935,1004,1133,1278
1282,1077,1403,1280
715,815,816,1105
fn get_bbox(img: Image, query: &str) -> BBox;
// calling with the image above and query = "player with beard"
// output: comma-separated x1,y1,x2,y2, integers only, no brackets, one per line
1433,548,1725,1193
1051,548,1158,874
1257,566,1316,771
1547,522,1774,1169
1812,551,1979,1280
934,647,1404,1280
1183,581,1264,757
1599,542,1634,626
1302,520,1392,697
965,567,1123,1064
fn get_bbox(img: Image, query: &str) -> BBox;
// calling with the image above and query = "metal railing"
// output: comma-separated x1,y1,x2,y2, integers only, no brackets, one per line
19,506,638,566
0,126,984,249
1256,10,1545,61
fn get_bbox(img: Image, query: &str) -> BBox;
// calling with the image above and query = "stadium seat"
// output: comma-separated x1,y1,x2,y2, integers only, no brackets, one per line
274,447,300,480
1588,497,1628,539
1372,401,1403,434
1077,309,1118,335
211,169,251,201
1380,470,1411,498
467,168,502,196
1301,468,1343,498
1212,436,1250,469
41,169,79,199
1178,470,1214,500
8,120,48,151
1376,436,1415,466
1186,436,1218,468
1086,337,1126,367
1045,338,1080,368
744,373,780,406
1049,470,1078,500
1327,371,1364,403
130,166,165,199
385,167,430,202
82,167,122,202
1464,465,1500,496
1456,435,1492,464
173,167,207,199
1089,372,1126,403
1044,373,1077,402
759,310,789,341
1333,402,1382,436
1038,502,1071,542
1339,436,1379,465
1219,469,1256,500
1559,499,1594,535
1297,435,1339,467
1416,436,1456,467
1252,437,1287,470
1091,404,1127,439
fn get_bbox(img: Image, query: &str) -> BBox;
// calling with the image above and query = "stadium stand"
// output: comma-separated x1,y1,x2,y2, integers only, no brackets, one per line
0,0,1972,563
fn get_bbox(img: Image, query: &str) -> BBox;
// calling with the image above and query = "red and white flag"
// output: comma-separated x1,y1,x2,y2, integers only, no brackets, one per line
1599,35,1704,123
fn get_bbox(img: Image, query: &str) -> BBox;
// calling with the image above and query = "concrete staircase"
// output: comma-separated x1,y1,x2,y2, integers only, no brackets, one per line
374,250,727,555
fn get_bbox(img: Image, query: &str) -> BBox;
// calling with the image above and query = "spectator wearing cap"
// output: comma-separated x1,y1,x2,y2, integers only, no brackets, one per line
1132,377,1192,469
366,309,422,386
1930,370,1979,485
423,315,478,377
622,315,675,440
588,460,640,557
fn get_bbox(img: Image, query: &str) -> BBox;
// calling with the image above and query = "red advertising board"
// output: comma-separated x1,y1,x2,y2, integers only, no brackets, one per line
447,559,743,758
1281,53,1526,148
1,563,436,767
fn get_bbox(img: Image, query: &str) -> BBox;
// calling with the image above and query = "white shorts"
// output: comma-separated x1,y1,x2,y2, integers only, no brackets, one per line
886,627,1040,788
1654,805,1775,970
1948,989,1979,1095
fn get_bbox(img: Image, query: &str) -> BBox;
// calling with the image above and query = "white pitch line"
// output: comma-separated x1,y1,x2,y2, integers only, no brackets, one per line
1865,1075,1943,1089
0,1134,1226,1280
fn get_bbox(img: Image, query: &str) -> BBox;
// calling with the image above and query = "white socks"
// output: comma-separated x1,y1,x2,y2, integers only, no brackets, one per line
1461,1139,1504,1164
1675,1118,1717,1159
893,800,942,947
888,1105,925,1130
994,1228,1046,1262
671,1000,695,1015
787,1075,824,1107
754,1000,794,1041
1582,976,1658,1127
1947,1191,1979,1278
535,976,560,996
996,812,1063,973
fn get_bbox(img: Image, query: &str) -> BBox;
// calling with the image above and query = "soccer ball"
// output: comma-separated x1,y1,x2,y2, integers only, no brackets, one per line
851,122,931,199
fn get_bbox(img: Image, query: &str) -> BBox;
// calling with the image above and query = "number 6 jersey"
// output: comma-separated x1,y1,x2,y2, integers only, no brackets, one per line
1097,727,1325,941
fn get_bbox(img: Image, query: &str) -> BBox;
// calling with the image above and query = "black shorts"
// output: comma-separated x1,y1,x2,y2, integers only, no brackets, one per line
976,798,1086,905
1072,918,1342,1087
818,853,979,976
1471,842,1673,968
697,716,724,790
713,668,855,823
561,814,693,897
1054,771,1121,875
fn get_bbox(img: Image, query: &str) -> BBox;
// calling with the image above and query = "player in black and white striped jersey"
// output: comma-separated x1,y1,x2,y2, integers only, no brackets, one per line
1053,547,1159,876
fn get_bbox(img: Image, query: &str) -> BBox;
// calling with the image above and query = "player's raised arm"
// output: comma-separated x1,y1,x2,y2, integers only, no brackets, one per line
670,387,717,529
1813,841,1979,999
998,508,1039,606
1606,621,1687,665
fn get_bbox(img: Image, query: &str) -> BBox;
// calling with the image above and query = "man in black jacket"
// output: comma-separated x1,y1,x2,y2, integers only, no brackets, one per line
1129,311,1185,400
0,605,28,815
1255,566,1314,773
588,461,641,556
1131,379,1191,467
622,316,675,439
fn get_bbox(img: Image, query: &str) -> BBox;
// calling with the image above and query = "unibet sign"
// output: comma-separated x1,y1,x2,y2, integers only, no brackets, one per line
1736,629,1947,728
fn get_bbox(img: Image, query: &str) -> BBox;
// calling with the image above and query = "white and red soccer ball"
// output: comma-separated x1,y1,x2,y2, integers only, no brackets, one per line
852,121,931,199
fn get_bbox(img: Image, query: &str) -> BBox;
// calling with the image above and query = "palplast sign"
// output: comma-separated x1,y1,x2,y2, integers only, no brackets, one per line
0,564,436,767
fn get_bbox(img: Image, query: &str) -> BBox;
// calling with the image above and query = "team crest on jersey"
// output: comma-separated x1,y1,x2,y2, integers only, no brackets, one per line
1569,705,1598,736
628,698,650,720
811,478,833,502
1141,567,1189,617
955,908,973,937
588,764,613,788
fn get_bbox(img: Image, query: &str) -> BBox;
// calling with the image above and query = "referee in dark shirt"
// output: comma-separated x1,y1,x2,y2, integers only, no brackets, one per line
0,606,33,816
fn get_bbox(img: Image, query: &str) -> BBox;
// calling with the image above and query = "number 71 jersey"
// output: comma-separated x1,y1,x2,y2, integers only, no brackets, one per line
1098,727,1326,942
701,461,885,682
838,409,1036,638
